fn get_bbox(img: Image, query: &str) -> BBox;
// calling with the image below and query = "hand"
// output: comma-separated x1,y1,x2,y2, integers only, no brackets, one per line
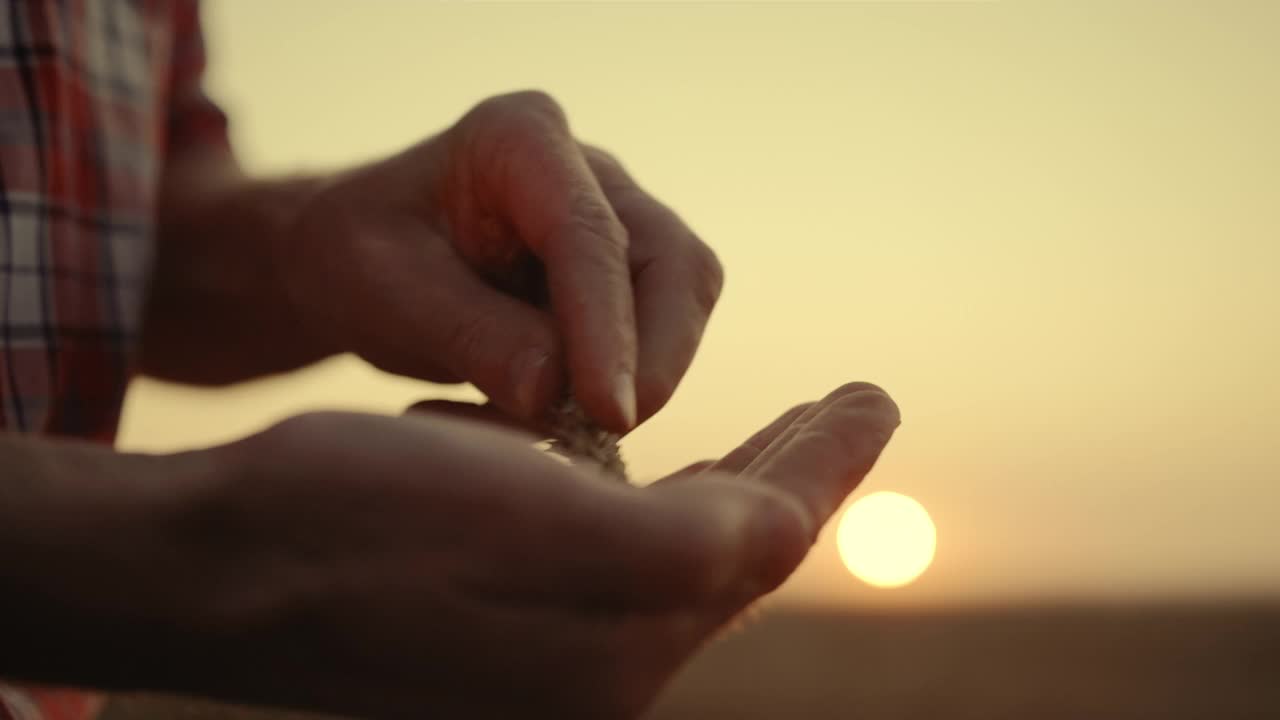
153,383,898,719
280,91,723,432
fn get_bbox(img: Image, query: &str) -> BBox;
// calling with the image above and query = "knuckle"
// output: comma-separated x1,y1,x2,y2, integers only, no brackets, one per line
582,145,629,186
552,202,631,270
471,89,569,136
687,241,725,316
444,312,496,371
582,143,622,168
828,380,889,400
507,89,568,122
570,192,630,250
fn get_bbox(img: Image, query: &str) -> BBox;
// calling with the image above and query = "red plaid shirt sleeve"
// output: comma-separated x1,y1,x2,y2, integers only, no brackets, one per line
1,1,229,718
0,0,228,440
166,0,230,157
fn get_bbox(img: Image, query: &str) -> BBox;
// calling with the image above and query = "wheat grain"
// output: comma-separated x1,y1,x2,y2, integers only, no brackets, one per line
544,397,629,482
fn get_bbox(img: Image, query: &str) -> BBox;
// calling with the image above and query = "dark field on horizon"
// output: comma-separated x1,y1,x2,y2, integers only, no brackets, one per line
103,602,1280,720
652,602,1280,720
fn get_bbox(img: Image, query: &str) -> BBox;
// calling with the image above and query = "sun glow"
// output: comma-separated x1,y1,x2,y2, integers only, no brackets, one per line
836,492,936,589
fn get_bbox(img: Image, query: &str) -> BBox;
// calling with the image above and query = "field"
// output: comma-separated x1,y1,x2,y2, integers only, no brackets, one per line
651,602,1280,719
103,602,1280,719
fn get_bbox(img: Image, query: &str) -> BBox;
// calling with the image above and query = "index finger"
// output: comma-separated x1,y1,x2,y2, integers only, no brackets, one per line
474,93,638,432
746,386,901,535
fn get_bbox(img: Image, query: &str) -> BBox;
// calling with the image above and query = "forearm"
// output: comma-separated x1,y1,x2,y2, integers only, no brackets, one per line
0,435,221,691
141,149,333,384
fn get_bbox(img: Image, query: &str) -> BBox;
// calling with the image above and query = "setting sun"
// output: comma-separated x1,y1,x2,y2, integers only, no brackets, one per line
837,492,936,589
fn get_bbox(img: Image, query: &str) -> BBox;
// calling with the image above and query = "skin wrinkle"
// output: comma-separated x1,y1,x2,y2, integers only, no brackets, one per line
431,130,544,302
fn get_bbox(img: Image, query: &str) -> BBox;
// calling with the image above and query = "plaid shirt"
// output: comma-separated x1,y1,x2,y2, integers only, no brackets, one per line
1,0,228,717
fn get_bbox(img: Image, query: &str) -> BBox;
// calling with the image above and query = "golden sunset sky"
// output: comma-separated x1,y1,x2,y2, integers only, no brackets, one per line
119,1,1280,608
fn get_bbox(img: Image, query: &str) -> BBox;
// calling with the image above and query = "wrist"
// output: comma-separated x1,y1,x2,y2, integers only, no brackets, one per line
0,436,239,692
227,174,341,361
144,158,337,383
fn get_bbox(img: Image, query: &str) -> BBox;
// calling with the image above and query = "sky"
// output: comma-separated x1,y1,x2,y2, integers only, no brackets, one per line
118,1,1280,608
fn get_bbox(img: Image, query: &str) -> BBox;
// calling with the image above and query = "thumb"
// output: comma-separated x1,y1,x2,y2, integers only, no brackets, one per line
653,475,815,604
531,471,810,613
400,253,566,421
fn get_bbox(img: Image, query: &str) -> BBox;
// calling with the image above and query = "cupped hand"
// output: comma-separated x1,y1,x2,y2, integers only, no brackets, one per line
163,383,898,720
280,91,722,433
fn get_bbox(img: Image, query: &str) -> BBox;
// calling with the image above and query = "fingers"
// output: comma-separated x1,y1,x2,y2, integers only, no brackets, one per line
460,92,638,432
745,384,901,536
737,382,885,476
562,385,894,611
709,403,815,476
584,147,724,423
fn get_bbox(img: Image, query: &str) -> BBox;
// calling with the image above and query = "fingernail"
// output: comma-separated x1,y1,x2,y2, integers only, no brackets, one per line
512,347,550,418
613,369,637,430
